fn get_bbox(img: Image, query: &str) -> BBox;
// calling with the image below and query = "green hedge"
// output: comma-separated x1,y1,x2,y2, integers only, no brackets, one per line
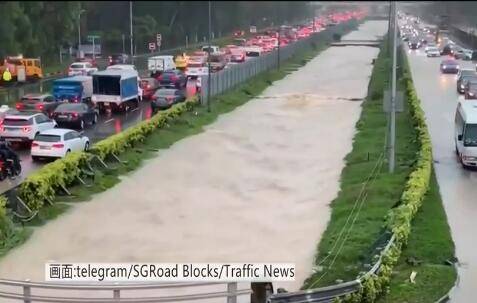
18,97,198,211
0,195,14,244
340,48,432,302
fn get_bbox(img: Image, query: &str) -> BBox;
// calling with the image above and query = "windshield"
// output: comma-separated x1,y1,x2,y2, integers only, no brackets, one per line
34,134,61,142
3,118,32,126
71,64,84,69
156,89,176,96
464,124,477,146
56,104,83,112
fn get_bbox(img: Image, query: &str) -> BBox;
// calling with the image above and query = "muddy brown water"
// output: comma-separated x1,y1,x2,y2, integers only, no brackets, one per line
0,21,387,302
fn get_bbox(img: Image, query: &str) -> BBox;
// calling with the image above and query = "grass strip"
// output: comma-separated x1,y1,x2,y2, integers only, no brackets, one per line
303,41,419,288
378,169,457,303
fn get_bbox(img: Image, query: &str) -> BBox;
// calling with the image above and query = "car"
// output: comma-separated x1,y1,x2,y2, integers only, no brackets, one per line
426,46,441,57
0,112,57,143
157,70,187,89
31,128,89,161
75,56,97,68
140,78,160,100
68,62,98,76
408,40,420,49
440,59,459,74
209,53,227,72
150,88,186,113
52,102,98,129
425,43,437,52
457,74,477,94
465,80,477,99
230,49,246,63
16,94,64,117
440,44,455,56
108,53,129,66
454,48,473,60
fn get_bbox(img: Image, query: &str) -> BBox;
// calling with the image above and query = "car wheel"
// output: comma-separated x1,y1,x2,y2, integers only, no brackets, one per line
84,141,90,151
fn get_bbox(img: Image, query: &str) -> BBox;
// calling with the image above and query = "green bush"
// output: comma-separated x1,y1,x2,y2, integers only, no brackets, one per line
342,48,432,302
0,195,14,244
18,97,199,212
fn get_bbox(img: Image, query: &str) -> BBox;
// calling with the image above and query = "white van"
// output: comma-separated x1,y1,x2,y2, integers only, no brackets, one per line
455,99,477,168
148,55,176,77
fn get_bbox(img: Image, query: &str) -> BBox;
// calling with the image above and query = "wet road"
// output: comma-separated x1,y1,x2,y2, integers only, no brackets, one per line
405,41,477,302
0,80,197,194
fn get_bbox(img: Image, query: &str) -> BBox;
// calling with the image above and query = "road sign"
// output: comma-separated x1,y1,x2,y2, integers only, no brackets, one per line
250,26,257,33
87,35,100,42
157,33,162,41
149,42,156,51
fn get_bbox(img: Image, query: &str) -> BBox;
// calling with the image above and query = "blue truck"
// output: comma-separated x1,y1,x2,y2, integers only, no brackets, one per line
52,75,93,103
91,69,139,113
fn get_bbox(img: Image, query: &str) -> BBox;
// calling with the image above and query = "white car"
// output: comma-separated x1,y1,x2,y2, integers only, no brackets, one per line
31,128,90,161
68,62,98,76
425,43,437,52
426,47,441,57
0,113,57,143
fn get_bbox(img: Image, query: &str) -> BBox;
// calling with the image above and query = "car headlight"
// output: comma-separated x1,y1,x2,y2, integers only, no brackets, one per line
461,84,465,89
456,65,460,69
442,65,447,69
469,92,474,96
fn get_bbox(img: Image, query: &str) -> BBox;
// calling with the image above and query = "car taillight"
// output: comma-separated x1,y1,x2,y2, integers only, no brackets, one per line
171,75,178,82
72,113,79,118
15,103,23,110
22,127,31,133
37,104,44,110
52,143,64,148
31,142,39,147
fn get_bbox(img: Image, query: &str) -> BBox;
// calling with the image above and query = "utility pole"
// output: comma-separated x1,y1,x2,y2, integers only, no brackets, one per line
389,1,397,173
77,9,86,58
130,1,134,64
387,1,392,56
207,1,212,112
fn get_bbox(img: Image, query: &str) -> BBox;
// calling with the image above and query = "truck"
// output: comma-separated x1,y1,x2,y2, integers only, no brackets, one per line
91,69,139,113
52,76,93,103
148,55,176,78
201,45,220,54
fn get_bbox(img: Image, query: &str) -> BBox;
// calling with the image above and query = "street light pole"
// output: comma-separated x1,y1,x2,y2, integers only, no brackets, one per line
130,1,134,64
207,0,212,112
389,1,397,173
77,9,86,58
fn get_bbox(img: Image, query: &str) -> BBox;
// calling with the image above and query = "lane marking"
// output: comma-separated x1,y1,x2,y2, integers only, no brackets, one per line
104,118,114,124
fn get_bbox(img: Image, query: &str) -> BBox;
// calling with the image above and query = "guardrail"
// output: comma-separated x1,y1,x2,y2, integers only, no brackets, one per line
267,235,395,303
0,280,250,303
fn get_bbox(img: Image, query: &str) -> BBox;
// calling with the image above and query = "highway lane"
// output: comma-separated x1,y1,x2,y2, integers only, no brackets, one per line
0,80,197,194
405,45,477,302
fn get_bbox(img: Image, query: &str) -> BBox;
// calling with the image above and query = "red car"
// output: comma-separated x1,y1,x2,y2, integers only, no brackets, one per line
140,78,160,100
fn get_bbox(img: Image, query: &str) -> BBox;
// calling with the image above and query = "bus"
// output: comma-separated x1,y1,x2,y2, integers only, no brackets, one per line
455,99,477,168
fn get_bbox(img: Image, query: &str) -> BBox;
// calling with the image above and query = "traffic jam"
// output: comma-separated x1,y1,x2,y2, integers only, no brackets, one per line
400,12,477,169
0,11,363,180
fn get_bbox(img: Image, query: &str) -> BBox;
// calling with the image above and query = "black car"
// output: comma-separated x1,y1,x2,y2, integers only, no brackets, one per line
465,80,477,99
457,70,477,93
108,53,129,66
440,44,455,56
408,40,420,50
157,70,187,89
52,102,98,129
151,89,186,113
16,94,64,117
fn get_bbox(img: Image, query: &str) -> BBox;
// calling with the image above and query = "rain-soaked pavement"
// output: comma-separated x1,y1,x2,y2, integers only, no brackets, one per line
405,39,477,302
0,20,387,301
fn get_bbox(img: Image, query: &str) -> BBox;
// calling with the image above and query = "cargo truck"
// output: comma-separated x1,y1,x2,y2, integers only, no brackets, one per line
52,76,93,103
91,69,139,113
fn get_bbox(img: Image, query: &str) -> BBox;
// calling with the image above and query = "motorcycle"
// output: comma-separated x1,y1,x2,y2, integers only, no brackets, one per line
0,158,21,181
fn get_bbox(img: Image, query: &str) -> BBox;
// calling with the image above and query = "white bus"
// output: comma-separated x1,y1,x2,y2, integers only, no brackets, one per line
455,99,477,168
